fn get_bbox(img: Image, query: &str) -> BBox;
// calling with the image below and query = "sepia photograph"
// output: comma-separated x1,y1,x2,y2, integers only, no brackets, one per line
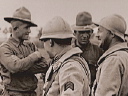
0,0,128,96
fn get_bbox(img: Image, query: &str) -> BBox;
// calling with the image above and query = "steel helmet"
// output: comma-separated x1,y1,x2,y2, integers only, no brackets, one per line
40,16,74,40
98,14,127,40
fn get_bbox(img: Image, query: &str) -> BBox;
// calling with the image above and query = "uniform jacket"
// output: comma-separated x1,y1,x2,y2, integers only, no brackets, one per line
92,42,128,96
0,37,48,91
74,41,103,87
43,47,90,96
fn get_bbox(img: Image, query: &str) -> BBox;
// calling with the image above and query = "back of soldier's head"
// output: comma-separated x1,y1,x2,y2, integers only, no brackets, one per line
40,16,75,42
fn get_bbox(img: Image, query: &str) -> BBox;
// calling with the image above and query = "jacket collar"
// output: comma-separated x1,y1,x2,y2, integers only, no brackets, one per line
45,47,82,81
8,37,27,47
52,47,82,72
98,42,128,65
53,46,72,63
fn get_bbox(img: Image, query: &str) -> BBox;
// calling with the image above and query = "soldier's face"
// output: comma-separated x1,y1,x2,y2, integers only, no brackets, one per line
74,30,91,45
43,39,54,59
97,26,112,51
16,22,31,40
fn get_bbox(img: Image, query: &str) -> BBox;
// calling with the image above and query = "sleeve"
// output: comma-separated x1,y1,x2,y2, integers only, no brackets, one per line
27,57,49,74
0,45,42,73
59,60,90,96
26,42,49,74
95,56,124,96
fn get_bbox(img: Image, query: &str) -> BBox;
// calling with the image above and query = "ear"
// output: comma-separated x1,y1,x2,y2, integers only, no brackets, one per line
13,27,19,33
73,32,76,36
110,31,115,38
90,30,93,35
49,39,54,47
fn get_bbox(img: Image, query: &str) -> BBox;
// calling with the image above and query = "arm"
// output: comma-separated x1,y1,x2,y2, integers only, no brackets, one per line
59,60,90,96
0,45,42,73
26,42,49,74
28,57,49,74
95,56,123,96
28,44,49,74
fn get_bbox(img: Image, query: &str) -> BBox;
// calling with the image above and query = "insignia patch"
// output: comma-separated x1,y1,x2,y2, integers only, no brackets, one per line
64,81,74,91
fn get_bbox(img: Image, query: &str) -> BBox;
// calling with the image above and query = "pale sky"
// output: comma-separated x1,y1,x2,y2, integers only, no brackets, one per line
0,0,128,33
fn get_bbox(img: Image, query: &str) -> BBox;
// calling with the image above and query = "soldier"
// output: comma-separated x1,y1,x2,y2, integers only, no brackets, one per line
40,16,90,96
92,14,128,96
0,7,48,96
72,11,103,89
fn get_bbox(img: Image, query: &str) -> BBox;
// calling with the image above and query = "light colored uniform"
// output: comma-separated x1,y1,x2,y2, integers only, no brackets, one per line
43,47,90,96
74,41,103,88
92,43,128,96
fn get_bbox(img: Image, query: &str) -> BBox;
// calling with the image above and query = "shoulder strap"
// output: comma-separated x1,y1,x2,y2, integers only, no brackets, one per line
44,67,58,96
98,48,128,65
44,55,69,96
70,56,91,84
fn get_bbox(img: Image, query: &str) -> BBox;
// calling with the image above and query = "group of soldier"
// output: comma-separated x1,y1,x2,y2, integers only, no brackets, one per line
0,6,128,96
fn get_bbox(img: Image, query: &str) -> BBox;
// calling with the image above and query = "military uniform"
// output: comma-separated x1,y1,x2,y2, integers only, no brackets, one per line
92,43,128,96
43,47,90,96
0,37,48,96
72,11,104,89
74,41,103,88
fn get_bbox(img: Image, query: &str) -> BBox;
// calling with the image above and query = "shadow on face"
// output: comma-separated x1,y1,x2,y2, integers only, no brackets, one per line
74,30,92,45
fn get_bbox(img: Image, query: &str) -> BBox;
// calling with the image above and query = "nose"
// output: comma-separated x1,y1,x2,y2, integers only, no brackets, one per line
82,33,89,38
28,28,31,33
95,33,99,37
95,31,100,40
